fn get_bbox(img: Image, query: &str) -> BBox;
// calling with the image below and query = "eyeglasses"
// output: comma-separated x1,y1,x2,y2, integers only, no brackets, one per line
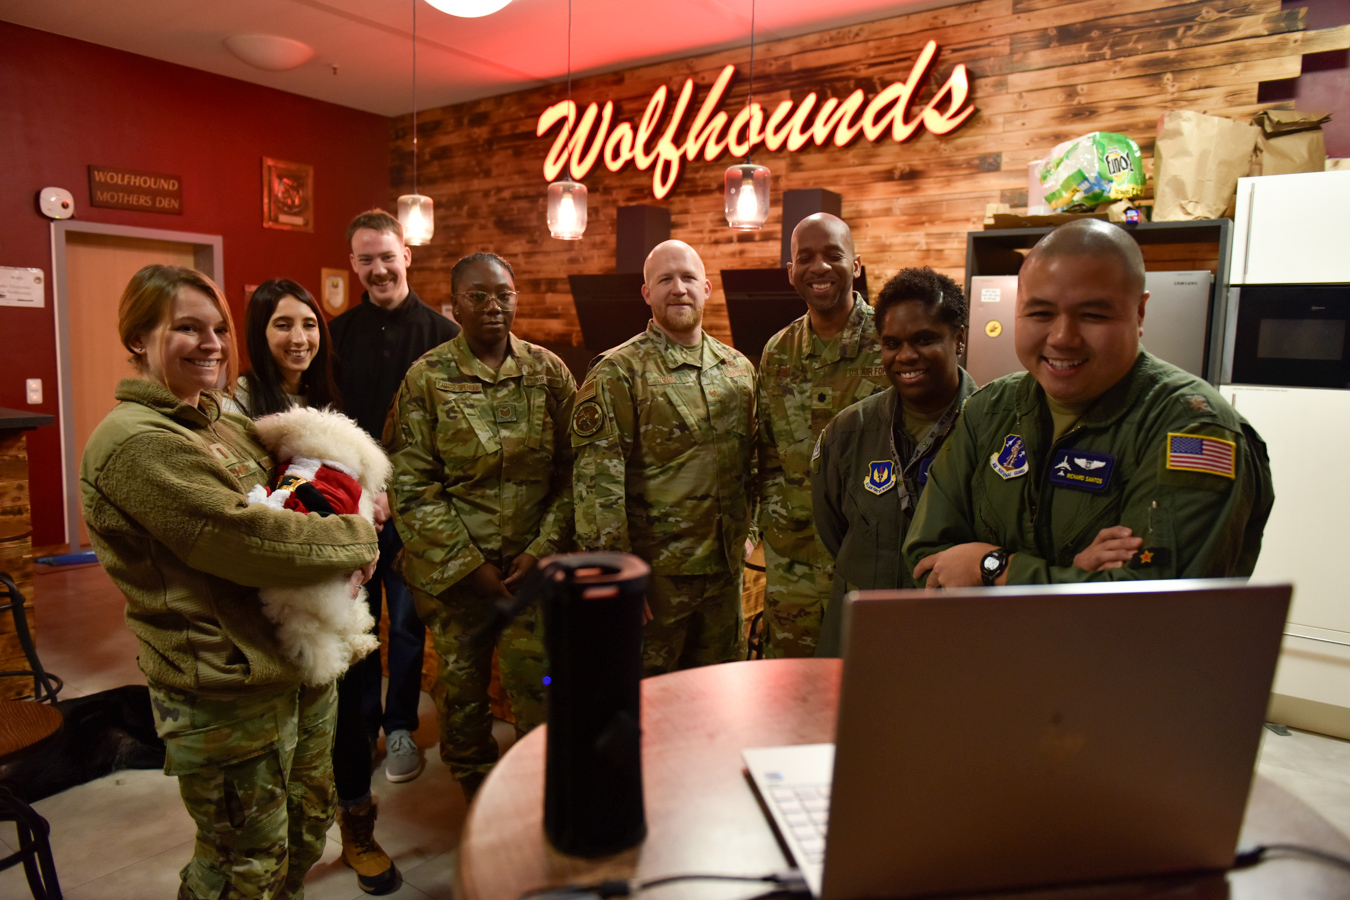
457,290,519,308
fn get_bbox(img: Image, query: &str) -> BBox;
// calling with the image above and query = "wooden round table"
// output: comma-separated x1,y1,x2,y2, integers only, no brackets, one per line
457,659,1350,899
0,699,62,765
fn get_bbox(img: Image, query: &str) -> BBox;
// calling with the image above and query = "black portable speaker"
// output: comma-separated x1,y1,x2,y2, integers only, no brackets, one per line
539,552,650,857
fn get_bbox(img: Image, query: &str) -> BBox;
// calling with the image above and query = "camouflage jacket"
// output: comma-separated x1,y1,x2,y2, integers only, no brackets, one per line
572,321,757,575
756,294,887,562
387,333,577,597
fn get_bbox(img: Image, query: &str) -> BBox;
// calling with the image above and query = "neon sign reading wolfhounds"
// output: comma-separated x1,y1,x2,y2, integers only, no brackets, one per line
536,40,975,200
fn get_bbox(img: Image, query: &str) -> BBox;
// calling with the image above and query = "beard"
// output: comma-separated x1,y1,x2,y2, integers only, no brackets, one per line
658,302,701,333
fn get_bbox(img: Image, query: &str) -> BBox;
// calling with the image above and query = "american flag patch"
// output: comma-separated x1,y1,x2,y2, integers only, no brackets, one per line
1166,433,1236,478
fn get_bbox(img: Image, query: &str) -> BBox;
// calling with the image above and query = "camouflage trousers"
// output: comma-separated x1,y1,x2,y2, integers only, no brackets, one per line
147,680,337,900
762,544,833,659
416,584,546,784
643,569,746,677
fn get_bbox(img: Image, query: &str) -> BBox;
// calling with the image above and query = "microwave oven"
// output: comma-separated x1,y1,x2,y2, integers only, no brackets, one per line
1221,284,1350,388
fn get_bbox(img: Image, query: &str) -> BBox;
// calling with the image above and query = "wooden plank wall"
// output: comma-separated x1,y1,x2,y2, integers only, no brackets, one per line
392,0,1349,350
0,432,36,700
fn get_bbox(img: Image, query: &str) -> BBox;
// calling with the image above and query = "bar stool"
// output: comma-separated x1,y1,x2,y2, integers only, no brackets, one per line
0,571,65,899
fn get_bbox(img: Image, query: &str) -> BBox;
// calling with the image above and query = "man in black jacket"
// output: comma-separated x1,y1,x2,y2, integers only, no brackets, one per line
326,209,458,887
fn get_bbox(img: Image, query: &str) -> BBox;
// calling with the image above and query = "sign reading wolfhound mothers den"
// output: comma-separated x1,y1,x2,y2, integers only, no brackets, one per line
88,166,183,214
535,40,975,200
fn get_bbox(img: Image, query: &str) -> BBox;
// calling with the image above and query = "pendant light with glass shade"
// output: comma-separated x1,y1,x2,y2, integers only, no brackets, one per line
547,0,587,240
399,0,434,246
725,0,769,231
424,0,513,16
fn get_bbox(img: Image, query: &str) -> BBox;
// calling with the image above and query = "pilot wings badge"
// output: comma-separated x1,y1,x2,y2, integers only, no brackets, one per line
863,460,897,495
1049,448,1116,492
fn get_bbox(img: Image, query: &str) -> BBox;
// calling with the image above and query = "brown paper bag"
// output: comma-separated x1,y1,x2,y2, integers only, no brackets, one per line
1251,110,1331,176
1153,110,1258,221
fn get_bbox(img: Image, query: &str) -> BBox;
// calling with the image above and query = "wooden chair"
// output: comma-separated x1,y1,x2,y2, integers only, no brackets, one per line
0,571,65,899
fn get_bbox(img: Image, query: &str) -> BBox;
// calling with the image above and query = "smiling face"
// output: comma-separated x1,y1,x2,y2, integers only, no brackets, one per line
880,300,966,416
349,227,411,309
1014,253,1149,406
135,286,230,406
642,241,710,344
788,215,861,316
451,258,517,351
266,295,319,382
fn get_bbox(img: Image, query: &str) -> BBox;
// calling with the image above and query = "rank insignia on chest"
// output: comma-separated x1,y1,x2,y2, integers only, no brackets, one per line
207,442,238,467
863,460,896,495
571,400,605,437
1048,449,1116,492
989,434,1028,480
495,404,517,423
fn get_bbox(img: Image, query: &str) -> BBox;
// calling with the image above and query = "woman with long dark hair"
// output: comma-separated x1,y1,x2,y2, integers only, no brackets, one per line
228,279,341,416
227,277,401,894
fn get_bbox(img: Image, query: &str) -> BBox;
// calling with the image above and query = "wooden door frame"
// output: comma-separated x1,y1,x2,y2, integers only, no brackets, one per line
51,221,223,549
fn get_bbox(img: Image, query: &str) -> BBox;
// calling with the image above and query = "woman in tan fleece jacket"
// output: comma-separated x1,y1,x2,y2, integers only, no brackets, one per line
80,265,378,900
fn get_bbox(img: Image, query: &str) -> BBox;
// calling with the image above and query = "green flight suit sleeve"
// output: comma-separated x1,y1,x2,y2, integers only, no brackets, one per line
1002,422,1270,584
811,427,847,561
572,361,636,554
525,366,578,559
902,408,982,581
387,370,487,596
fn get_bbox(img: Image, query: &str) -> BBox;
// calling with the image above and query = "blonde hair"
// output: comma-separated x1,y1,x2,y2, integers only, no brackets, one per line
118,265,239,391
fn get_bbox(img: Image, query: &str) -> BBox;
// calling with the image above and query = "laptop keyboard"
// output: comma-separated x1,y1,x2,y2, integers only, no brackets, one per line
767,783,831,865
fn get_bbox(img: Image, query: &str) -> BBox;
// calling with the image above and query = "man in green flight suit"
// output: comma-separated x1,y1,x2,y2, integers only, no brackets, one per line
904,219,1274,588
757,213,888,656
386,252,576,797
572,240,757,676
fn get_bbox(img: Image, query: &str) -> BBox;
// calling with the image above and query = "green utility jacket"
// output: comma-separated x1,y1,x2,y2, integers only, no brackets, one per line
757,295,887,564
80,379,377,694
386,334,577,610
903,352,1274,584
572,321,757,575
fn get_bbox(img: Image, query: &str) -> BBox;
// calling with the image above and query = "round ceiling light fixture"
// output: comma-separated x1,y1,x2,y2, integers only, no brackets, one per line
223,34,315,71
423,0,514,17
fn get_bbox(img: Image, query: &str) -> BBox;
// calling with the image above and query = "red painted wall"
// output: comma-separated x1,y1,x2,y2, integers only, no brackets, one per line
0,22,391,548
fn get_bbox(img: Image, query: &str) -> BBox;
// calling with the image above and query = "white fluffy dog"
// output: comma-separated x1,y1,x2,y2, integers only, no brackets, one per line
246,406,392,686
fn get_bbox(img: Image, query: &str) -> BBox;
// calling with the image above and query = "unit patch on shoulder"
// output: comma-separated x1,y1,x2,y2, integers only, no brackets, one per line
863,460,896,495
1165,432,1236,479
810,433,823,473
571,400,605,437
1048,449,1116,492
989,434,1028,480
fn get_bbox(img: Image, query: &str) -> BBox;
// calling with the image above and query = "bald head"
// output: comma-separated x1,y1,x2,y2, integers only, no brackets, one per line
791,213,854,260
1026,219,1146,297
644,240,705,284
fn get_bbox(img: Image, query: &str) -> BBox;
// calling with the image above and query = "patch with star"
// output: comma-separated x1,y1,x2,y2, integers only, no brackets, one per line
1048,449,1116,492
1128,547,1170,571
989,434,1028,480
918,457,934,485
863,460,897,495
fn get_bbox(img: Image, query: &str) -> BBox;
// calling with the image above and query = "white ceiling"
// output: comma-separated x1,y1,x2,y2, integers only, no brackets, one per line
0,0,956,117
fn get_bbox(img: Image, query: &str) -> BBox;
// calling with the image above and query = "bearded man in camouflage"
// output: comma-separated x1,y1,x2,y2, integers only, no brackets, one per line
386,252,576,797
572,240,757,676
756,214,887,657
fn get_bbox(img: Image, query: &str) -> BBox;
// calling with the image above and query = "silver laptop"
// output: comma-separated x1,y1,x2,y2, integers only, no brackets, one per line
744,581,1290,899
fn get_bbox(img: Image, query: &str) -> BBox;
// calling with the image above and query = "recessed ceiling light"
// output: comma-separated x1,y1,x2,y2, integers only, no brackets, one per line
223,34,315,72
423,0,514,18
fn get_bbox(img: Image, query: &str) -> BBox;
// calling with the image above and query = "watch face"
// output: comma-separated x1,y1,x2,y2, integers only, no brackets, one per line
982,555,1000,572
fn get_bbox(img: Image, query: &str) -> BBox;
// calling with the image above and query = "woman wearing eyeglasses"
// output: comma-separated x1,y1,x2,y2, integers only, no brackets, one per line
384,252,578,798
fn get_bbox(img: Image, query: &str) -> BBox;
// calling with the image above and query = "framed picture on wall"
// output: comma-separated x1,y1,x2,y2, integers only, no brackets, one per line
262,157,314,232
321,268,349,316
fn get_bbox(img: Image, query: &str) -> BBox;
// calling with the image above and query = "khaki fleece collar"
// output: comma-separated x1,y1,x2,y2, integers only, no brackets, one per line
1014,348,1151,431
114,377,224,428
796,292,871,366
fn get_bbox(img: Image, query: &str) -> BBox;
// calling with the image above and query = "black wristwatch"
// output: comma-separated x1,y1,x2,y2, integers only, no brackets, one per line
980,548,1010,586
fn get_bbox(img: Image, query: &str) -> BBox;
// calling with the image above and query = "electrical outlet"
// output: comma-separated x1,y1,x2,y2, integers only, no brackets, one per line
26,378,42,404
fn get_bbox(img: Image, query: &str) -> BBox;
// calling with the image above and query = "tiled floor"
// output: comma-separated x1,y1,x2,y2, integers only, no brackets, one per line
4,564,1350,899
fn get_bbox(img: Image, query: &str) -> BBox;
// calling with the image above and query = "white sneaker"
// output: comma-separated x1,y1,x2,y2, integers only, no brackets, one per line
384,730,424,783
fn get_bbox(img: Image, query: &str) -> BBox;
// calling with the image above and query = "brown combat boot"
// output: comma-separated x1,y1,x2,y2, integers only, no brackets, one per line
337,795,401,895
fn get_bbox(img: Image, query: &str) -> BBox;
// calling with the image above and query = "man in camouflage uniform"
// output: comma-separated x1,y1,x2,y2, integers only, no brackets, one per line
757,214,888,657
572,240,757,676
386,252,576,795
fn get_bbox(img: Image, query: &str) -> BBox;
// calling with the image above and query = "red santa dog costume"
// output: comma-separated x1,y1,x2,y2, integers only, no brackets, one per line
246,407,392,685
